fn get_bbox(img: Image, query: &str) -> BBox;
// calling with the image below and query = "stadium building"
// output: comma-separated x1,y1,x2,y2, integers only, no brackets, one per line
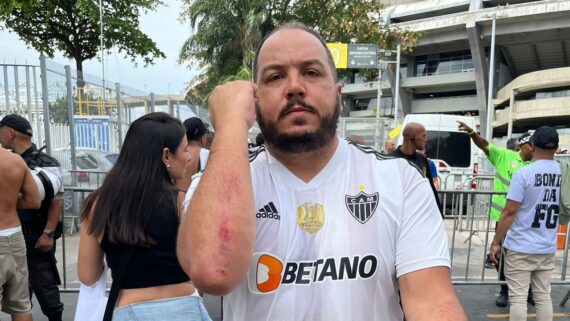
341,0,570,146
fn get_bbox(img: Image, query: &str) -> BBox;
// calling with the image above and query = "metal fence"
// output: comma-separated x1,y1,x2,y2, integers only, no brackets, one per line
1,57,209,155
51,182,570,292
440,188,570,290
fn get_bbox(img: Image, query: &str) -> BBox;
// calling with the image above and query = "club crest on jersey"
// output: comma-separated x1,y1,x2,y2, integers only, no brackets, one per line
297,203,325,234
345,191,379,224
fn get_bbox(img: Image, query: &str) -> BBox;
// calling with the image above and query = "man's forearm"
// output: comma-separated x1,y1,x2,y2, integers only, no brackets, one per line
45,196,63,231
469,131,490,154
179,122,255,295
493,210,516,245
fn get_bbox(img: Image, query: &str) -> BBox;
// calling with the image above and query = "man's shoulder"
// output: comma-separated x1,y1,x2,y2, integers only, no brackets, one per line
489,144,518,162
1,149,26,168
347,141,394,162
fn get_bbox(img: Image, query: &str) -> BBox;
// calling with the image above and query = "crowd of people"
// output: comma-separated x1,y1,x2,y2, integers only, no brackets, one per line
0,22,568,321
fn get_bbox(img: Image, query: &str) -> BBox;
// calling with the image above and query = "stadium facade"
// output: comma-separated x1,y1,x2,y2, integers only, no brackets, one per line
341,0,570,145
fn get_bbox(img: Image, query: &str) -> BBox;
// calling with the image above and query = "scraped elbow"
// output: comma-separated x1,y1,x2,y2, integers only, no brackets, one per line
177,251,238,295
190,265,240,296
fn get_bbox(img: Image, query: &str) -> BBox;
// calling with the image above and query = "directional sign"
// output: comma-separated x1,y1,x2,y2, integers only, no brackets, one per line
348,44,378,68
326,43,348,69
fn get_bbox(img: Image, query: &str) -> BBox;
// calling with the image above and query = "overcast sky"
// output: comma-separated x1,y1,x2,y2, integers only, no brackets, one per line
0,0,198,96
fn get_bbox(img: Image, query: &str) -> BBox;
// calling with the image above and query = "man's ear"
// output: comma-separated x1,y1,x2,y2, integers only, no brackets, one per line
336,84,343,112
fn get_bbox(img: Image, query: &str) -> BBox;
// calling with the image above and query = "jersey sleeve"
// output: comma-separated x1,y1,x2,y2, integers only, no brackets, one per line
488,144,503,166
182,172,203,213
506,169,526,203
429,161,438,178
395,164,450,277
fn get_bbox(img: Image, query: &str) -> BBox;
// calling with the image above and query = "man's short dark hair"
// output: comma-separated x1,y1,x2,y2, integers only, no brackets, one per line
183,117,209,141
253,22,338,83
506,138,518,151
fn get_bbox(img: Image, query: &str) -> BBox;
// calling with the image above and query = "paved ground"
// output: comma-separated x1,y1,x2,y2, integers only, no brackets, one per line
2,217,570,320
1,285,569,320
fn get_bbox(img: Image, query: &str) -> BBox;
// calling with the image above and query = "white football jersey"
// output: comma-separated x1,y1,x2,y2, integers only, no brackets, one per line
185,138,450,321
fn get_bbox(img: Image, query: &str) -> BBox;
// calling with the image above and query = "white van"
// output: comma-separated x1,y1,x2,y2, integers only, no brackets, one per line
396,114,479,190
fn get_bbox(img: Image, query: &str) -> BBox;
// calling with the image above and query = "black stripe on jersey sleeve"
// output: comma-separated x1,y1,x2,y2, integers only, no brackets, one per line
346,141,424,177
249,145,266,162
346,140,393,161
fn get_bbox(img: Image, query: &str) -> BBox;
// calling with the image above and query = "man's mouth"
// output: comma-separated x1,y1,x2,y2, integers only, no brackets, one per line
284,105,313,116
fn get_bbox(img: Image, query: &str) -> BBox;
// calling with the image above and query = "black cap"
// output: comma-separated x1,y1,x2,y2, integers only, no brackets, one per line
0,114,33,136
183,117,208,141
532,126,559,150
518,133,532,145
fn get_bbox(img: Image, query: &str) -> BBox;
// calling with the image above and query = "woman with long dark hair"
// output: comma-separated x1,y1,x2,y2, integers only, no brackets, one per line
77,112,211,320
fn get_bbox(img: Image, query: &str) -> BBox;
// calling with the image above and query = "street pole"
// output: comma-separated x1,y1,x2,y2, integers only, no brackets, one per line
375,62,383,151
485,14,496,142
99,0,105,105
394,43,401,126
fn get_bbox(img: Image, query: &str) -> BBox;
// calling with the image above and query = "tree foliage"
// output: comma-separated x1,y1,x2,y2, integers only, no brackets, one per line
180,0,422,106
0,0,166,79
49,91,102,124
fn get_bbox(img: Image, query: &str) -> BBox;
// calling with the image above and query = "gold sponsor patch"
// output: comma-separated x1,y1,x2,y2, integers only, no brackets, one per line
297,203,325,234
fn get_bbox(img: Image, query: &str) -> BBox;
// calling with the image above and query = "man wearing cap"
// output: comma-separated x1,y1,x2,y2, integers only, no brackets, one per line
177,117,211,194
489,126,561,321
0,114,65,321
458,121,534,307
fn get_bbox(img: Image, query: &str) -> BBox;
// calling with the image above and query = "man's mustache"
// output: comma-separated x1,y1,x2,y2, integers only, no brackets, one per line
279,97,318,119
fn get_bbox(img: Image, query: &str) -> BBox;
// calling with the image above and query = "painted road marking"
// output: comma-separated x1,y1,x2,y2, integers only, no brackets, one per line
487,312,570,319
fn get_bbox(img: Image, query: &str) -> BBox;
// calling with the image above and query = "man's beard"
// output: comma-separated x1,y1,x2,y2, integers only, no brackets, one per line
256,96,340,153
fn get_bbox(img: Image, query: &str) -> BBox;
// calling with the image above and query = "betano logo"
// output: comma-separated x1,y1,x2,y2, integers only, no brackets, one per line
248,252,378,294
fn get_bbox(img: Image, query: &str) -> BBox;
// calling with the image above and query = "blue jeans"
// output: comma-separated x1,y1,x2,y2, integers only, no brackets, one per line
112,295,212,321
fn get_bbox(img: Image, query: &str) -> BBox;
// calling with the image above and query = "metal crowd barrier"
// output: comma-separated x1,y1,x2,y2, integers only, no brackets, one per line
439,188,570,289
58,186,97,292
55,184,570,294
63,170,107,233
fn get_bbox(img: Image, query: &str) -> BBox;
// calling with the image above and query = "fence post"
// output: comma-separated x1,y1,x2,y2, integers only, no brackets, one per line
40,56,53,155
65,66,77,172
14,66,21,114
115,82,123,150
3,65,9,113
32,66,43,145
25,66,33,123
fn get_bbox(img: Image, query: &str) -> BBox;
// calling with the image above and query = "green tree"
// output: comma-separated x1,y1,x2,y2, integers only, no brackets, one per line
180,0,421,106
49,91,102,124
0,0,166,80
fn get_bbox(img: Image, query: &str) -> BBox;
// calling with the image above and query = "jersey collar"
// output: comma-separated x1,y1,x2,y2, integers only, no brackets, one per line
266,137,348,190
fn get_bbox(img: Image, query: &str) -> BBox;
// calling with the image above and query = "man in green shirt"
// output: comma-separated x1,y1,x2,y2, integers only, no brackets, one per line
457,121,533,307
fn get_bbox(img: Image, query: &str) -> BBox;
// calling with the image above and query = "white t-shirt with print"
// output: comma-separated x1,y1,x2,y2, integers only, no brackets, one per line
504,159,561,254
184,138,450,321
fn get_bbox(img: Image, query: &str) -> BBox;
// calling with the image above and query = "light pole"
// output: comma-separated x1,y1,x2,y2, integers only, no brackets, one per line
394,43,402,126
99,0,105,104
374,48,399,151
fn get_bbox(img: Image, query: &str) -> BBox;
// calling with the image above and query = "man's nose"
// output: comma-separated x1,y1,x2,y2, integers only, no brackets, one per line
286,73,306,99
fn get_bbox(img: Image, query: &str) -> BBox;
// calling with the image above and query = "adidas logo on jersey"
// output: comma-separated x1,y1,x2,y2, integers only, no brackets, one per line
256,202,280,220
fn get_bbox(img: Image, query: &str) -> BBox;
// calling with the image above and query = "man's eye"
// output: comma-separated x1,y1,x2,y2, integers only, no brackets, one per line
305,70,320,77
268,74,283,82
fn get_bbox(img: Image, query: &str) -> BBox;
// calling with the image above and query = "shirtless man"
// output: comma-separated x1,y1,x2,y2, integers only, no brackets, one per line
0,146,41,321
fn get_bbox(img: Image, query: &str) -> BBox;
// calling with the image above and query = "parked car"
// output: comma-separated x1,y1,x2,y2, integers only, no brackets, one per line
51,148,114,186
51,148,115,219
